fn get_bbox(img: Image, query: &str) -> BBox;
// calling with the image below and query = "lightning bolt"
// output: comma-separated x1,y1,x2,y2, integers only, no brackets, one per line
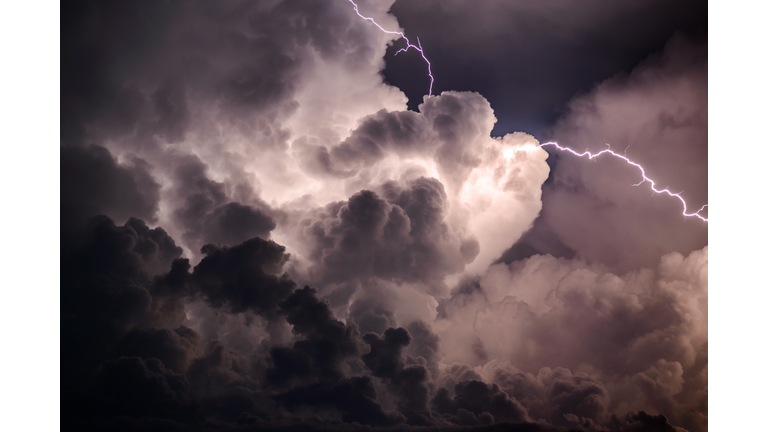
347,1,707,223
539,142,708,222
348,0,434,96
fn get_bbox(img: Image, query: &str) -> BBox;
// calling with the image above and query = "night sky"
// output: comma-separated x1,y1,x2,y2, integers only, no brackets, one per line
53,0,714,430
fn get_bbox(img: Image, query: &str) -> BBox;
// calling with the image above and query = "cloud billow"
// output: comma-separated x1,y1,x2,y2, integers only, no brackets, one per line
60,0,707,431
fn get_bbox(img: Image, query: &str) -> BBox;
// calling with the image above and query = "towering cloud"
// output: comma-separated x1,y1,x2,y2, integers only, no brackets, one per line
60,0,707,431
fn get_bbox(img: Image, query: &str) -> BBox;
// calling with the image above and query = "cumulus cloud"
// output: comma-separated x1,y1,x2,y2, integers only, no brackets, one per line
60,0,706,431
435,246,708,431
61,145,160,233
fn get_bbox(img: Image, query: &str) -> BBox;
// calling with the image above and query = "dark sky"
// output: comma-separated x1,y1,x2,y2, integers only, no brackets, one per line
57,1,709,431
383,0,707,137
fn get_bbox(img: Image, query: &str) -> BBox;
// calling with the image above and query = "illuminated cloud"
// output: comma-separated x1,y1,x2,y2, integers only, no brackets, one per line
60,1,707,431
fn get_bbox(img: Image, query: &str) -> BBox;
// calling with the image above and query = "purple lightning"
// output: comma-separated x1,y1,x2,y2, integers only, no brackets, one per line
348,0,434,96
539,142,708,222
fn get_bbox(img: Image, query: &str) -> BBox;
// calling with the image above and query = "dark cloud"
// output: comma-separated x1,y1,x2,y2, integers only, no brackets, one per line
541,369,609,427
59,0,706,430
126,217,186,275
277,376,405,427
97,356,197,421
349,296,398,335
184,339,274,423
188,238,297,316
171,155,228,249
116,326,201,374
59,0,388,258
61,145,160,232
186,339,256,397
439,363,484,397
442,364,615,427
60,0,305,145
166,152,281,257
605,411,689,432
267,286,359,387
383,176,477,269
405,320,442,385
298,90,506,198
301,190,409,283
432,380,530,425
60,214,699,431
330,108,435,171
301,181,471,292
61,216,186,370
362,328,432,424
60,216,189,429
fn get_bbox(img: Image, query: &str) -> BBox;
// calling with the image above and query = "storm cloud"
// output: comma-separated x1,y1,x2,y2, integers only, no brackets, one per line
60,0,707,431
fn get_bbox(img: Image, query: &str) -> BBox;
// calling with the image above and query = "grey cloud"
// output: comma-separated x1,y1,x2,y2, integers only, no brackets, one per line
362,327,432,425
435,246,707,431
267,286,360,388
171,155,228,250
61,145,160,231
62,0,304,143
422,92,494,191
432,380,530,425
507,36,707,273
439,363,483,398
126,217,185,276
202,202,277,245
350,296,398,336
307,91,500,196
61,0,397,260
405,320,442,380
330,108,436,171
61,215,187,371
61,211,701,431
97,356,196,421
60,0,706,430
188,238,297,317
169,155,278,254
300,180,470,292
276,376,406,427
